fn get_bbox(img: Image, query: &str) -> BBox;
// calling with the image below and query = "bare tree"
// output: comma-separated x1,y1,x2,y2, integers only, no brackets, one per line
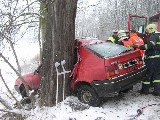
75,0,160,39
0,0,40,72
0,0,40,107
0,69,21,109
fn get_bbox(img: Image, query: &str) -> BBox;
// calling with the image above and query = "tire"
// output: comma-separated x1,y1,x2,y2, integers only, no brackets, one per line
77,85,101,107
122,86,133,93
19,85,31,104
19,85,27,98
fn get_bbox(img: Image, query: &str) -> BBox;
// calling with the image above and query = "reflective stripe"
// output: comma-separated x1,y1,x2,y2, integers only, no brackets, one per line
145,44,148,49
143,82,150,84
108,37,115,43
153,80,160,83
126,45,131,48
150,41,156,45
156,42,160,45
147,55,160,59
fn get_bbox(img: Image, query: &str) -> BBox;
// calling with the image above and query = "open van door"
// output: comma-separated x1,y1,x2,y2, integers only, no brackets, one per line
128,14,147,34
128,14,148,43
128,13,160,43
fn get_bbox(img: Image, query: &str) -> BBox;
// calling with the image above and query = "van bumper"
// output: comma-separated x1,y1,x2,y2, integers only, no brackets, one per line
90,66,147,97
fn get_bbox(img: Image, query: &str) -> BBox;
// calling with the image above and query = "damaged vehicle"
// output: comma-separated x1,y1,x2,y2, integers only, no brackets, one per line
70,38,146,106
14,38,146,106
14,65,41,98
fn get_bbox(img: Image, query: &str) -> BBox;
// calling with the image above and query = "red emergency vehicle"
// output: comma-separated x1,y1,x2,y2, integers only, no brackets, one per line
128,12,160,43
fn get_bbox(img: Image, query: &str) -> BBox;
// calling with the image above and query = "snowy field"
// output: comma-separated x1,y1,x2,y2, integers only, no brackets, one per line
0,42,160,120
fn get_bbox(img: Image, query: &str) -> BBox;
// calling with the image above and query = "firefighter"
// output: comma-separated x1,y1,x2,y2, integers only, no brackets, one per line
129,30,144,57
133,24,160,96
117,30,133,48
107,30,119,44
125,30,130,38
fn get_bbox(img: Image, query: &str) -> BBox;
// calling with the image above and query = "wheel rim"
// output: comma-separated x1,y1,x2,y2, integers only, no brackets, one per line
81,90,92,103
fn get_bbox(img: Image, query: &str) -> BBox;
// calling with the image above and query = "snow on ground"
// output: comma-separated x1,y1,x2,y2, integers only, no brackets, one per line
25,85,160,120
0,41,160,120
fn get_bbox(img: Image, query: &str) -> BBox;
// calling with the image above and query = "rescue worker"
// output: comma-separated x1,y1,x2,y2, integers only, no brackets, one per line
125,30,130,38
107,30,119,44
129,30,144,57
133,24,160,96
117,30,132,48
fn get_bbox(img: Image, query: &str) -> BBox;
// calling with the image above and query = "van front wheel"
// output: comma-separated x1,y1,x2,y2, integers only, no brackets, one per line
77,85,101,107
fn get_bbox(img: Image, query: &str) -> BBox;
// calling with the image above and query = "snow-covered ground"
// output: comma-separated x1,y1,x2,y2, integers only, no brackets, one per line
25,90,160,120
0,41,160,120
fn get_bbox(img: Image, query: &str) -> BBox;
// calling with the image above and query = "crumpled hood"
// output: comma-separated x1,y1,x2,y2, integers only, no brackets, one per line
15,72,34,87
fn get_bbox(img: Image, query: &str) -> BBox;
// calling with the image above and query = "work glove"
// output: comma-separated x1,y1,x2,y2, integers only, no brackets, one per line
132,44,139,49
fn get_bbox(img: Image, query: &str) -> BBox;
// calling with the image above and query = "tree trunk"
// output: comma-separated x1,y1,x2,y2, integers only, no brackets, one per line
39,2,47,61
40,0,78,106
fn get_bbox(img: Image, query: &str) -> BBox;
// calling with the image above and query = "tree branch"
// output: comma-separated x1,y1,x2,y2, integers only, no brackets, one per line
0,96,12,110
0,53,30,97
0,69,21,109
0,109,23,120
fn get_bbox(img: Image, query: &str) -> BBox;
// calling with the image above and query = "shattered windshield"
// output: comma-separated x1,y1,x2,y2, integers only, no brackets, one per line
85,43,131,58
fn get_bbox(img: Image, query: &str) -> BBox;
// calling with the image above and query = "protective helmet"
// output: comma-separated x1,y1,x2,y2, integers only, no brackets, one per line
118,30,126,38
146,24,157,33
112,30,118,34
125,30,129,33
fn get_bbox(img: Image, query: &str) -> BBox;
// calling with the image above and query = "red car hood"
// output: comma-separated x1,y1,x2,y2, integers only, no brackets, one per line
15,72,41,90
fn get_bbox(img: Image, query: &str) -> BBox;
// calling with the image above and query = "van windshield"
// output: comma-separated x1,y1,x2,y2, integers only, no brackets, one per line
85,42,132,58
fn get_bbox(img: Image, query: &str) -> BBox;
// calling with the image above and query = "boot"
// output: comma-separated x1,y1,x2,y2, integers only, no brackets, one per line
152,86,160,96
152,91,160,96
153,83,160,96
139,84,150,95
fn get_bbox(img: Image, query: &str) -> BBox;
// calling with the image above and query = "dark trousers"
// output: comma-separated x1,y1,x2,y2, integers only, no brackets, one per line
142,58,160,94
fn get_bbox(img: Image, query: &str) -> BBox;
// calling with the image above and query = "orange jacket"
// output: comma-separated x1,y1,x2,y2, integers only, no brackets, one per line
121,39,133,49
129,33,144,56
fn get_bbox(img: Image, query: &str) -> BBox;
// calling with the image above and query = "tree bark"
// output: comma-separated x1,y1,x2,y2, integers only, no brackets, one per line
40,0,78,106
